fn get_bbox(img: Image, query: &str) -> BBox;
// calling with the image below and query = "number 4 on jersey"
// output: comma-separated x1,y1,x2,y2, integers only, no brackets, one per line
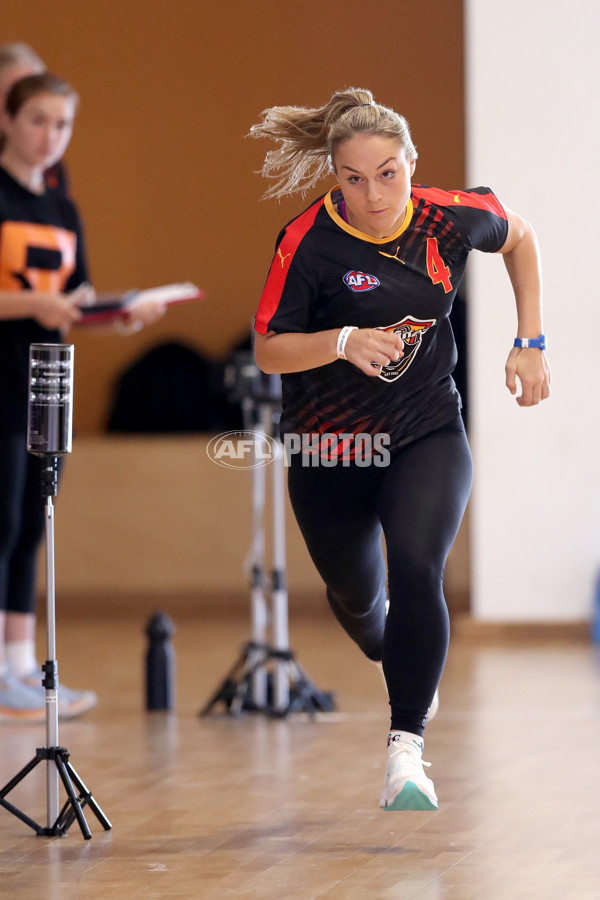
426,238,452,293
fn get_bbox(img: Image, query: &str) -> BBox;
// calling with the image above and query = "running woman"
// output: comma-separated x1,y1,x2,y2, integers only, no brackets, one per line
251,88,550,810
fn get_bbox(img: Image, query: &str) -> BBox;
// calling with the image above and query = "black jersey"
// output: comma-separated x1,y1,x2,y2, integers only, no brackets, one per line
0,165,88,434
255,184,508,453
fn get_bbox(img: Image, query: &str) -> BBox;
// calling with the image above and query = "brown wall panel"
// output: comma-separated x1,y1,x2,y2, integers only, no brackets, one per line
3,0,464,432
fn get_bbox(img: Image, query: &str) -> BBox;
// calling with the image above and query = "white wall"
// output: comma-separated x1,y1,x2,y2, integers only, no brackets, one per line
465,1,600,620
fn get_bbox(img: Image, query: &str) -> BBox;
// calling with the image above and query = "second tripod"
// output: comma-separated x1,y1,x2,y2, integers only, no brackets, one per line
201,354,335,718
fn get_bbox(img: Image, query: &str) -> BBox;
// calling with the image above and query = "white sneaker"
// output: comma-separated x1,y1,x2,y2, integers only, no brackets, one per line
379,732,439,811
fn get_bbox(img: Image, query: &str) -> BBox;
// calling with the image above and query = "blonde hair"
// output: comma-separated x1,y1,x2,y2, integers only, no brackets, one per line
0,42,45,76
249,87,417,200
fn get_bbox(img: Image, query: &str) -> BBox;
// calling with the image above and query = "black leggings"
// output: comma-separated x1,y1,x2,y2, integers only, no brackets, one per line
0,435,46,615
287,417,473,735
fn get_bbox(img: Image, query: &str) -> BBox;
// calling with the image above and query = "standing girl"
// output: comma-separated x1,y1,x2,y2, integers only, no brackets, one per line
0,73,163,722
251,88,550,810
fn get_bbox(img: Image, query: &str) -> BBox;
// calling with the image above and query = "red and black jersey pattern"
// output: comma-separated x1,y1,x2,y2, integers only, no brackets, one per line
255,183,508,454
255,196,323,336
0,165,88,435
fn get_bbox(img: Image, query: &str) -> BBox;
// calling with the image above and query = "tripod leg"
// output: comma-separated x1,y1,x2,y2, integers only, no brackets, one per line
0,753,43,798
0,752,48,835
64,761,112,830
199,645,256,716
54,757,111,833
228,643,270,716
0,796,45,835
289,659,336,713
52,751,91,839
0,754,47,835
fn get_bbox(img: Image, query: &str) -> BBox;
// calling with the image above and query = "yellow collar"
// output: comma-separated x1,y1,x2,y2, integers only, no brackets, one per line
324,186,413,244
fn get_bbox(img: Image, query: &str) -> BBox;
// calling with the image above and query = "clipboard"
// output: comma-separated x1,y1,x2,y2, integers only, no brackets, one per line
79,282,204,324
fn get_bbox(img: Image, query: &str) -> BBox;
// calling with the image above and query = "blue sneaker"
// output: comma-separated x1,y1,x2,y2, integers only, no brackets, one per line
57,682,98,719
0,672,46,723
20,670,98,720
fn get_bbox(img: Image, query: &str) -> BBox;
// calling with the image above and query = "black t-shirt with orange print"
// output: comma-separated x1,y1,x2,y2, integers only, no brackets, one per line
0,165,88,434
255,183,508,454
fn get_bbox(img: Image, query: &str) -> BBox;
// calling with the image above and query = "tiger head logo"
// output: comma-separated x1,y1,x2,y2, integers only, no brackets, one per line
376,316,436,383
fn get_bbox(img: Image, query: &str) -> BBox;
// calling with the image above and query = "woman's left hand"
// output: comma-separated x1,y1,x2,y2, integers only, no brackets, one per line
127,299,167,328
116,300,167,334
505,347,551,406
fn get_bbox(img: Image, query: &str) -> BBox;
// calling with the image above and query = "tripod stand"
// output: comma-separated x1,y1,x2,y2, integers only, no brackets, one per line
201,359,335,718
0,459,111,839
0,344,111,839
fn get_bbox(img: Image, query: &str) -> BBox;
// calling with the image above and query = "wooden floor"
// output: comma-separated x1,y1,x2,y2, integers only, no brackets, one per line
1,608,600,900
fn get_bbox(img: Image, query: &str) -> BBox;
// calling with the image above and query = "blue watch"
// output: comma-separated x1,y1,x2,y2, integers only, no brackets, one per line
514,334,547,350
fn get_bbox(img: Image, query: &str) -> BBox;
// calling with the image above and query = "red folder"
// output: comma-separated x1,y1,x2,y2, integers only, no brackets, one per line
79,282,204,324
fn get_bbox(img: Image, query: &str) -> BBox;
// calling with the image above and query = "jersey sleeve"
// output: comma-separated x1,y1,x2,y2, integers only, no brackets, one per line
254,198,323,335
458,187,509,253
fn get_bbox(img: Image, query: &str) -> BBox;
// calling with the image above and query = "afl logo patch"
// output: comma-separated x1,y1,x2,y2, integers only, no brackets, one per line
343,270,380,292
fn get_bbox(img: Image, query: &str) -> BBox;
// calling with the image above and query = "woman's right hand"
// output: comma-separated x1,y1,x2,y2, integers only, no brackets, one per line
32,292,85,330
343,328,404,376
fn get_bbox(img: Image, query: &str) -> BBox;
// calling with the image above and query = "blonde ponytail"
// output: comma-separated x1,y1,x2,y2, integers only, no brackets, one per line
249,87,417,200
0,42,45,75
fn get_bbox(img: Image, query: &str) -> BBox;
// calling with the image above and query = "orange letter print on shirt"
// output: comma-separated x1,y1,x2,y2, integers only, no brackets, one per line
0,221,76,292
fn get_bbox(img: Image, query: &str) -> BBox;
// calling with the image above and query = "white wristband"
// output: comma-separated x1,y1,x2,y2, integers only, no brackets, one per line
337,325,358,360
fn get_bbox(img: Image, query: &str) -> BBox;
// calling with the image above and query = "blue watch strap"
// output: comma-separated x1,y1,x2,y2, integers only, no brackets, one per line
514,334,547,350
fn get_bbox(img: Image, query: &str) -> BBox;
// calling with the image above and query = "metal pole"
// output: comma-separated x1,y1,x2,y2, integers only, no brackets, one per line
270,409,290,713
249,450,268,708
44,495,59,827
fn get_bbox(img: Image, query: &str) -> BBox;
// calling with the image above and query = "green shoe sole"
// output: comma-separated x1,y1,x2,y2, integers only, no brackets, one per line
382,781,438,811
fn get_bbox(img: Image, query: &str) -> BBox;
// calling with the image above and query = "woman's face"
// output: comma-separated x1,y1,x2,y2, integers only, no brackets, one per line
333,133,416,239
2,91,75,171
